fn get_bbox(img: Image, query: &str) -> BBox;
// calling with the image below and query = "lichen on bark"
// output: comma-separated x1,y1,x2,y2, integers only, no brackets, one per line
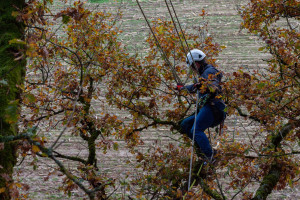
0,0,26,199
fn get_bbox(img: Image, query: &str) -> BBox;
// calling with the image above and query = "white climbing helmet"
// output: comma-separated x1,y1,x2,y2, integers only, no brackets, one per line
186,49,206,67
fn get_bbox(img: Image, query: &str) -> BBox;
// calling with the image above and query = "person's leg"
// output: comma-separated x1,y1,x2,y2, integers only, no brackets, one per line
191,104,214,158
180,114,195,138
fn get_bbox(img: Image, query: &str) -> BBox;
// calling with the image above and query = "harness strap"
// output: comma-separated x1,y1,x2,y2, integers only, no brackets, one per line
219,121,224,136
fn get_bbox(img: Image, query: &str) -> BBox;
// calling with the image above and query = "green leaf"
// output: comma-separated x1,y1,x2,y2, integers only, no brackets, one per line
157,26,164,34
8,38,26,46
11,11,19,17
5,100,19,124
257,82,265,89
224,107,228,113
27,126,38,136
62,15,71,24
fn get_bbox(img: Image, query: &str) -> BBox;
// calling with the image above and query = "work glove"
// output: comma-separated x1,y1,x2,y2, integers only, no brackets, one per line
175,84,184,90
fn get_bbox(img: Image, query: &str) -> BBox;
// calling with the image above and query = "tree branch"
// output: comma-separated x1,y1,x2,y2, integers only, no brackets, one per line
251,162,281,200
52,150,87,164
252,121,299,199
270,122,298,149
198,178,224,200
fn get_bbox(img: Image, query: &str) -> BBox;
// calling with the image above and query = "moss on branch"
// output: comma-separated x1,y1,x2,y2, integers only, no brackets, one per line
252,162,281,200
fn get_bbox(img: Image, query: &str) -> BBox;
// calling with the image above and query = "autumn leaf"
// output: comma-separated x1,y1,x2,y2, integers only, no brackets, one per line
0,187,5,194
32,145,40,153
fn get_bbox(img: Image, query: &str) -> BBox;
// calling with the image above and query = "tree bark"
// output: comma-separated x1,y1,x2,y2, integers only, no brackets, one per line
0,0,26,199
252,162,281,200
252,122,299,200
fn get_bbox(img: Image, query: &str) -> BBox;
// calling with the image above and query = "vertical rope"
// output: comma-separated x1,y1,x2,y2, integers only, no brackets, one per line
164,0,187,54
135,0,182,85
188,89,199,190
168,0,198,84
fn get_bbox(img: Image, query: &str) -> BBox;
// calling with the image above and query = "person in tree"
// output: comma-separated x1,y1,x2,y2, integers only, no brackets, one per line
178,49,226,162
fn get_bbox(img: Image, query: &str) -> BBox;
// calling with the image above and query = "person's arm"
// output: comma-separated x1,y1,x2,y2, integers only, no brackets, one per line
176,83,197,93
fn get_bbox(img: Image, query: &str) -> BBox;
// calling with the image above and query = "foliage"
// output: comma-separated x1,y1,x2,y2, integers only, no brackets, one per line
12,0,225,198
4,0,299,199
0,0,26,199
223,0,299,199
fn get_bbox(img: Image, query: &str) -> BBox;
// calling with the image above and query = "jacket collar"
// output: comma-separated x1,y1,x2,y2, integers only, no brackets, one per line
198,63,210,75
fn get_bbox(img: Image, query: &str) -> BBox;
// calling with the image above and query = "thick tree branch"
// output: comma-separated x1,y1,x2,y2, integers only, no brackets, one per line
234,105,264,124
187,161,225,200
0,127,37,142
29,137,105,200
48,154,96,200
252,121,299,199
251,162,281,200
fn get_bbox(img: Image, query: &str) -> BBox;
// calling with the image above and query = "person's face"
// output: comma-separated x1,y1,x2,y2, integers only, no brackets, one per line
191,62,201,72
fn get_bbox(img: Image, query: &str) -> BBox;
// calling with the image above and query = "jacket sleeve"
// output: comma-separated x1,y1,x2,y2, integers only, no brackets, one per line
183,84,196,93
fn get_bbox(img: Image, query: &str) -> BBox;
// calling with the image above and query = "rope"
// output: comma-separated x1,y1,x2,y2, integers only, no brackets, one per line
163,0,196,86
164,0,188,55
163,1,202,189
187,89,199,190
135,0,182,85
136,0,196,105
187,92,210,190
162,0,201,191
168,0,199,83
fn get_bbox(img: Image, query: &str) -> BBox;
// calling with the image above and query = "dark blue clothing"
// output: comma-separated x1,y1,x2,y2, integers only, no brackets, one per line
181,104,214,157
180,64,226,158
185,64,225,108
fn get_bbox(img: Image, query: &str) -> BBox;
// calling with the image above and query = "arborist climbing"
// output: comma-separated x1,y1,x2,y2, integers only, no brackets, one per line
135,0,226,189
177,49,226,163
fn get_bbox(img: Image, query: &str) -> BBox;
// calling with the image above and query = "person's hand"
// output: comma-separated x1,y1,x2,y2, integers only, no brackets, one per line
193,82,202,89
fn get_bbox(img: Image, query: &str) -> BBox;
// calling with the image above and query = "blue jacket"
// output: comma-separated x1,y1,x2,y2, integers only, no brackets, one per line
185,64,226,112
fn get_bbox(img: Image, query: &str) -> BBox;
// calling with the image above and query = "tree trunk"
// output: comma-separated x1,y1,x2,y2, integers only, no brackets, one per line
0,0,26,199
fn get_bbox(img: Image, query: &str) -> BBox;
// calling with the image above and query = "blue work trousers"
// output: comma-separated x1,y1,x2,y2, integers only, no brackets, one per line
180,104,214,158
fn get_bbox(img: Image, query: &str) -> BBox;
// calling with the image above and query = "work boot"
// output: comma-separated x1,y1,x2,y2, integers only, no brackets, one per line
194,149,219,180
